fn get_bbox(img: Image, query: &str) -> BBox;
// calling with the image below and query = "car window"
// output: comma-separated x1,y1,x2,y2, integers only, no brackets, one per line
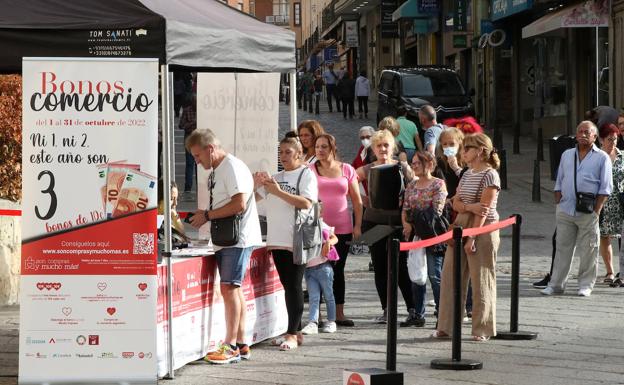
380,72,393,93
401,72,465,97
392,76,400,95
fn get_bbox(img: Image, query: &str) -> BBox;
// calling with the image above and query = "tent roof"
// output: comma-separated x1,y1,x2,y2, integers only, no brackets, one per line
139,0,295,72
0,0,295,73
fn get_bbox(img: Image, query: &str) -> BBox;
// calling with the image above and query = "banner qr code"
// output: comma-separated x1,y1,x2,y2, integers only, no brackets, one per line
133,233,154,254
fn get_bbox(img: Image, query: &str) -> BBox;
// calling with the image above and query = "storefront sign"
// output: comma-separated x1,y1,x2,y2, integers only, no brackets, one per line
453,34,468,48
562,0,609,27
454,0,467,31
418,0,439,14
492,0,533,21
20,58,158,384
381,0,399,38
345,20,359,48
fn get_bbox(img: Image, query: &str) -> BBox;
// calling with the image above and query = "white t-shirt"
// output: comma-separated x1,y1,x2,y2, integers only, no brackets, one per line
210,154,262,251
259,166,318,250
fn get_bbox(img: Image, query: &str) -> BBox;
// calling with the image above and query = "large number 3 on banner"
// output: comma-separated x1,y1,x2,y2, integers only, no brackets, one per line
35,170,57,220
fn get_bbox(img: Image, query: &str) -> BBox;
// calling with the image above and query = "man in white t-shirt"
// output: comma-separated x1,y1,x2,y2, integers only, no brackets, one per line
186,128,262,364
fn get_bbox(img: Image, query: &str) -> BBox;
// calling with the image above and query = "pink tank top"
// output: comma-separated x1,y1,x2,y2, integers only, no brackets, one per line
311,162,356,234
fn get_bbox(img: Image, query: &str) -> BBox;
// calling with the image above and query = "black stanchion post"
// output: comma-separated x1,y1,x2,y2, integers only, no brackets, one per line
495,215,538,340
513,122,520,154
532,160,541,202
386,238,399,371
500,149,508,190
537,126,544,161
431,227,482,370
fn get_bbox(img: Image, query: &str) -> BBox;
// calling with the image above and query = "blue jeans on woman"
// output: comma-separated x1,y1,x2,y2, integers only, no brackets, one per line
412,248,444,318
304,262,336,323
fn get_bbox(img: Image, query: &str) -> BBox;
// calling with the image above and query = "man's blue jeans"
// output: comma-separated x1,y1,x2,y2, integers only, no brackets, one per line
412,249,444,318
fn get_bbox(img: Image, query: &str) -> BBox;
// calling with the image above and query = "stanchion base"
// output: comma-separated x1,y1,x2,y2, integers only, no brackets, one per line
430,358,483,370
494,331,538,340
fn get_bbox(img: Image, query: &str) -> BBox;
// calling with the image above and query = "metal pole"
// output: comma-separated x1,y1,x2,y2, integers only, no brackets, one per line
386,238,399,372
537,126,544,162
431,226,482,370
289,70,297,132
161,65,175,379
495,215,538,340
595,27,599,106
500,149,507,190
532,159,541,203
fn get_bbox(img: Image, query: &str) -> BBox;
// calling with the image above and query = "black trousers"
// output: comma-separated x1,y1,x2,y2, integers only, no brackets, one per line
314,93,321,114
326,84,340,112
272,250,305,335
342,98,355,118
303,92,313,112
332,234,352,305
357,96,369,114
368,225,414,311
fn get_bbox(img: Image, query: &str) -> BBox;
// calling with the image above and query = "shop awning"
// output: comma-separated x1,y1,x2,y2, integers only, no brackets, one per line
522,0,609,39
392,0,430,22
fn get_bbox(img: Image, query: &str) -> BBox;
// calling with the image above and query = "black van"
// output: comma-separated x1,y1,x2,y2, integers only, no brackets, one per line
377,66,474,125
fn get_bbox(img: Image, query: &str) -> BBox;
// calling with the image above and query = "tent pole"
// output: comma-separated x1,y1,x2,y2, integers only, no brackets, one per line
161,64,175,380
595,26,599,106
289,70,297,131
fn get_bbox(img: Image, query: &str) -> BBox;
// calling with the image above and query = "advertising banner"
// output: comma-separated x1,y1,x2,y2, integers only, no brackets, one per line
381,0,399,38
20,58,159,385
345,21,359,48
155,249,286,377
195,72,280,238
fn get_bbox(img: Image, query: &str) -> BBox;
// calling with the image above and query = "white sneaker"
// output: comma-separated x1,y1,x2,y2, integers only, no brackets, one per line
577,288,592,297
540,286,554,296
301,322,318,335
321,321,337,333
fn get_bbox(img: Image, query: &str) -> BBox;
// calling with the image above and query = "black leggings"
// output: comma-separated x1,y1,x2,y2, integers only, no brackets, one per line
272,250,305,335
369,227,414,310
332,234,352,305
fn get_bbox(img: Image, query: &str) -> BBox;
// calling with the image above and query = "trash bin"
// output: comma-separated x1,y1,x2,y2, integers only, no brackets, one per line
548,135,576,180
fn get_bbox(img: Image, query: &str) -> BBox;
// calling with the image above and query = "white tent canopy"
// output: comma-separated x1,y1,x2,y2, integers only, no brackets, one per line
140,0,296,72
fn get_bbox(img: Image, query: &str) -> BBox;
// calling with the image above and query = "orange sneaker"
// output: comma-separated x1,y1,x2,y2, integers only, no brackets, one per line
204,344,241,364
238,344,251,360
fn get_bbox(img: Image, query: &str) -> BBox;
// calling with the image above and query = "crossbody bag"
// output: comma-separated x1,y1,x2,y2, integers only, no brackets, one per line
574,149,597,214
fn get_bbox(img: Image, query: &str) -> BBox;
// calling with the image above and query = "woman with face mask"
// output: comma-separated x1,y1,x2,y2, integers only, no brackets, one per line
351,126,376,193
434,127,466,199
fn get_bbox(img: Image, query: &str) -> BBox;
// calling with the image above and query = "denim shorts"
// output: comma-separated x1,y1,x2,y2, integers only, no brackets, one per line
214,246,254,286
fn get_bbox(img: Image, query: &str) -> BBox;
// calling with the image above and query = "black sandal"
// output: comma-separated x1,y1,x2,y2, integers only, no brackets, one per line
335,319,355,327
609,278,623,288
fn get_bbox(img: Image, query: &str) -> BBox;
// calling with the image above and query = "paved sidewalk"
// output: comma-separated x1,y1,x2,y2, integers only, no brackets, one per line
2,102,623,384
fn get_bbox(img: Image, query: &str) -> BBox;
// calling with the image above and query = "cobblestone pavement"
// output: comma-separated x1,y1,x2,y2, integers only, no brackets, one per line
2,101,623,385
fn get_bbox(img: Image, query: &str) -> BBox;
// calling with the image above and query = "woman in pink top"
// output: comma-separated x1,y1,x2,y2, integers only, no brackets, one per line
312,134,363,326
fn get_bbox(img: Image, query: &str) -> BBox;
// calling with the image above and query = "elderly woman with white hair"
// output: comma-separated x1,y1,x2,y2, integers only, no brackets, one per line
352,126,376,172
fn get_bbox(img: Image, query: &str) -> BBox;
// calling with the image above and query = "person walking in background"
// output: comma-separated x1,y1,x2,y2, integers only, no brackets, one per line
312,134,363,327
419,105,444,155
187,128,262,363
301,69,314,113
297,120,326,164
596,124,624,284
396,105,423,161
355,71,370,119
178,95,197,192
253,136,318,351
323,63,341,112
313,71,324,115
541,121,612,297
356,130,415,324
401,151,447,327
338,72,355,120
433,133,501,342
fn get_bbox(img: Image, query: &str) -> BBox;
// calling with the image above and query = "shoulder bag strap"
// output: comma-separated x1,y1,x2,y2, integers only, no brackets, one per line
294,167,308,221
209,171,214,211
574,147,579,198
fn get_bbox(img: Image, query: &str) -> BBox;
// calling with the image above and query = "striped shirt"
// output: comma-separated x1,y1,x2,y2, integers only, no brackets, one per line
457,168,501,222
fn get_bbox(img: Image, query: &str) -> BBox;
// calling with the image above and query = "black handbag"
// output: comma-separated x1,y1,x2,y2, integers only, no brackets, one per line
574,150,597,214
409,205,451,240
209,172,252,247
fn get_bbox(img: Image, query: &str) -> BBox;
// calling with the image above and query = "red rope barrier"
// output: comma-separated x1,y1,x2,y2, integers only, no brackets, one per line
0,209,21,217
399,215,517,252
